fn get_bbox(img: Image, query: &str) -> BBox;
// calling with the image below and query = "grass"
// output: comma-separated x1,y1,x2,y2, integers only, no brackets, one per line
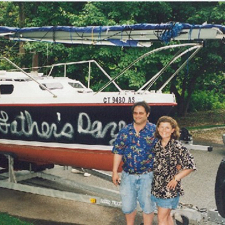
0,213,32,225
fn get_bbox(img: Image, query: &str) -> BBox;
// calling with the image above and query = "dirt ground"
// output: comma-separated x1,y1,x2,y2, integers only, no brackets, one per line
191,127,225,146
175,109,225,146
175,109,225,129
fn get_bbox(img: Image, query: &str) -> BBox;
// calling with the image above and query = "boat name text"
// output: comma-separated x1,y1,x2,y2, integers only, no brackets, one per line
0,110,125,144
78,112,126,145
0,110,73,139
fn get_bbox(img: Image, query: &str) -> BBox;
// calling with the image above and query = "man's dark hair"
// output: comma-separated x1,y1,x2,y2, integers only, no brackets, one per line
131,101,151,114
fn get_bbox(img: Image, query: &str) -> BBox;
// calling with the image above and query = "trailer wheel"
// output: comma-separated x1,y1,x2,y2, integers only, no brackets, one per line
215,158,225,218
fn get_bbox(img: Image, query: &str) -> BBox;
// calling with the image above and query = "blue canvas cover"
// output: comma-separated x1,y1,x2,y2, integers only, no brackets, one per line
0,23,224,47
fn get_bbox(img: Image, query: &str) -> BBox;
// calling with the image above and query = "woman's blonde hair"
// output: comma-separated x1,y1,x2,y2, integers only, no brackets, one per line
155,116,180,140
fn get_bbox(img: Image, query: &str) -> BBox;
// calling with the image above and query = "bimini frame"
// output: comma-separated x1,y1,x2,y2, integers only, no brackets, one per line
97,42,203,93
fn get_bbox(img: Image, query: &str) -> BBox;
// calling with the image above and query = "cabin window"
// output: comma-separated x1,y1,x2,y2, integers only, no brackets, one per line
68,82,84,89
40,83,63,90
0,84,14,94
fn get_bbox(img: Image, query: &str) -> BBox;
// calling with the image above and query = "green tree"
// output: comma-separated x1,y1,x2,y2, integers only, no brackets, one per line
0,2,224,116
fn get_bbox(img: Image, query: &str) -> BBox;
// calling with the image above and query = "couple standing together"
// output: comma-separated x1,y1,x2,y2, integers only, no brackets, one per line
112,101,196,225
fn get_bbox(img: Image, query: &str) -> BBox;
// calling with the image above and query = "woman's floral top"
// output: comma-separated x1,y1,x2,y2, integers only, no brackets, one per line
151,139,196,199
112,122,157,174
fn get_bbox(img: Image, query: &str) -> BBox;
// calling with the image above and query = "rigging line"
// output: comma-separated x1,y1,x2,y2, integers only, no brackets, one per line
81,31,84,45
12,28,21,42
70,26,74,44
188,24,194,40
17,27,53,42
56,28,155,43
96,43,200,94
157,22,184,43
121,27,132,40
120,29,133,46
53,26,56,43
93,30,126,41
154,23,166,41
69,29,129,42
92,26,95,45
37,28,50,42
198,26,202,40
98,26,102,43
128,29,132,47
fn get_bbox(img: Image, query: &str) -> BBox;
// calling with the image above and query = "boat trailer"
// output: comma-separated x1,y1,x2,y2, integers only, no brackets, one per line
0,151,225,225
0,152,121,209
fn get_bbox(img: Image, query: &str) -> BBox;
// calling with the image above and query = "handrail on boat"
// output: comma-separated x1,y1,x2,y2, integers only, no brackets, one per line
0,57,57,98
45,60,122,92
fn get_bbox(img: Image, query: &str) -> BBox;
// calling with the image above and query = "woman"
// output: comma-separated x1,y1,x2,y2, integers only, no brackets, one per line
151,116,196,225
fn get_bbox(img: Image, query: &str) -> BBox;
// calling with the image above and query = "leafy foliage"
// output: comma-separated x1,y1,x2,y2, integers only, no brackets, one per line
0,2,224,116
189,90,225,111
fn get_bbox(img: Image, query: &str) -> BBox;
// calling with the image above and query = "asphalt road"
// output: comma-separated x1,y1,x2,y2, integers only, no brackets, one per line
0,143,224,225
180,143,225,210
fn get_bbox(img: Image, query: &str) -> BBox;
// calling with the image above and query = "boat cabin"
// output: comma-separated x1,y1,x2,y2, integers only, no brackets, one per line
0,70,93,96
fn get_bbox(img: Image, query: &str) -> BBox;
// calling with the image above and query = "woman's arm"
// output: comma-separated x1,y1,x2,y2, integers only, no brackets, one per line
167,168,194,190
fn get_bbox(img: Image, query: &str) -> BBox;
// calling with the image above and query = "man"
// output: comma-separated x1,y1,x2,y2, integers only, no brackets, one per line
112,101,157,225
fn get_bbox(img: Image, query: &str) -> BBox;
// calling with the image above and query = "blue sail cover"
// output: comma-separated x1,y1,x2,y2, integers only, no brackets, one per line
0,23,224,47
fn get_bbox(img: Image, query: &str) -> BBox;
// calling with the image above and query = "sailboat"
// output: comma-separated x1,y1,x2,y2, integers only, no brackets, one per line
0,22,224,171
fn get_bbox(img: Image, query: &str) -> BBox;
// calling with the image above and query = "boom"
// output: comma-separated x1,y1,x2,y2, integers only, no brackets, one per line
0,22,224,47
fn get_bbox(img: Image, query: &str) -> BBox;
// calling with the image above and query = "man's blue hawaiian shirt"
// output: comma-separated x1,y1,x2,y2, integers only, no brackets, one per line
112,122,157,174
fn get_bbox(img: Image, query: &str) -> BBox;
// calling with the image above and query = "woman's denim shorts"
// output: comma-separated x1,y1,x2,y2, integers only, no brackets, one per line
120,170,156,214
151,195,180,210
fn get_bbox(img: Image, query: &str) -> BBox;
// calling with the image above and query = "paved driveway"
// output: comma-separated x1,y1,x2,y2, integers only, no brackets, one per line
0,143,224,225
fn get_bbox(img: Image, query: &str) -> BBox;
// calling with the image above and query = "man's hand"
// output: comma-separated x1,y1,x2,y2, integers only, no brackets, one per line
112,171,121,186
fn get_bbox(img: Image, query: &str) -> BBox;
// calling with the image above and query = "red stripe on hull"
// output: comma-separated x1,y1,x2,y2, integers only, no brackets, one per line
0,103,177,107
0,144,122,172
